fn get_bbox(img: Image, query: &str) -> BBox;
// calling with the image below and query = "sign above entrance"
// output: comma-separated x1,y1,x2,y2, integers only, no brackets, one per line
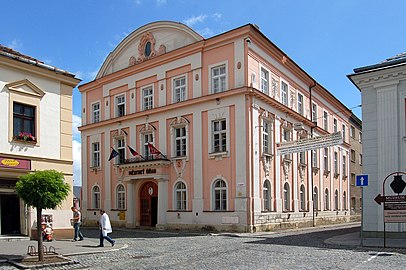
0,157,31,170
129,168,157,176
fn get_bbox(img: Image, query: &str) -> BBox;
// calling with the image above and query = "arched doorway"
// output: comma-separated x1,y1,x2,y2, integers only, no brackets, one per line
140,181,158,227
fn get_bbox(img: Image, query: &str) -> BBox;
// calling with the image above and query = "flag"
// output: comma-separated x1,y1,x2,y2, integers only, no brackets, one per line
147,142,161,155
108,148,119,161
127,145,139,157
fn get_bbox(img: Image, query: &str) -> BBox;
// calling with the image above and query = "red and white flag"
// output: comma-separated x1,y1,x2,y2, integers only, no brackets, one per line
147,142,161,155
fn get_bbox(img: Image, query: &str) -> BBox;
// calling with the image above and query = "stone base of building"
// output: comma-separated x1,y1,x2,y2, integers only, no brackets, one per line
30,228,73,240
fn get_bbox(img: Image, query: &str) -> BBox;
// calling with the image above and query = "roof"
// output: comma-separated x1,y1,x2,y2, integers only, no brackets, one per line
353,51,406,73
0,44,78,79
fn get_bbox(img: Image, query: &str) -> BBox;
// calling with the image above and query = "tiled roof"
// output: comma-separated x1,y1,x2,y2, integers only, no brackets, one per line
0,44,77,78
353,51,406,73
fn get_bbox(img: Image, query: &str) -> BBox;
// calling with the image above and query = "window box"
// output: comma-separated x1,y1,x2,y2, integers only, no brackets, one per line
13,132,36,143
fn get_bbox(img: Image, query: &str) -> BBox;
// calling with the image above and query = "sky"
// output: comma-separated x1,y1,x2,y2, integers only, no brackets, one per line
2,0,405,186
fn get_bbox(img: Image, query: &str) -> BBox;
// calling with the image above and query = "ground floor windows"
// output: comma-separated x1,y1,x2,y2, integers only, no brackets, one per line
300,185,306,211
324,188,330,210
314,187,319,211
116,184,125,210
175,181,187,210
92,186,100,209
263,180,272,211
213,179,227,211
283,182,290,211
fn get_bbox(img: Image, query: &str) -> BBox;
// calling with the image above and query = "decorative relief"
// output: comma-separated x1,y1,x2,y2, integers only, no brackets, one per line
262,156,273,177
290,89,296,110
298,164,306,180
282,159,291,180
173,159,187,179
271,78,278,98
128,32,167,67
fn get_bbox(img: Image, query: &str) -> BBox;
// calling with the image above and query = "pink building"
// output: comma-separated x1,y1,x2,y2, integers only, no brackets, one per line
79,21,351,232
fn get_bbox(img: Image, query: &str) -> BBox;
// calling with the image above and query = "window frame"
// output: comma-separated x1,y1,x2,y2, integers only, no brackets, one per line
311,102,318,122
173,75,187,103
142,132,154,158
324,188,330,210
13,102,36,139
116,184,126,210
92,186,101,209
174,125,187,157
262,120,273,156
323,110,328,130
263,180,272,212
323,147,330,173
115,94,125,117
213,179,227,211
210,62,227,94
212,119,227,153
91,101,100,123
91,142,100,168
283,182,291,211
280,80,288,106
116,137,125,164
300,184,306,211
260,67,269,95
313,187,319,211
297,92,304,115
174,181,187,210
142,85,154,111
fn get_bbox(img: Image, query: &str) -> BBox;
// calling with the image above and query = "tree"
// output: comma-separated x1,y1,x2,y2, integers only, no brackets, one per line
16,170,70,262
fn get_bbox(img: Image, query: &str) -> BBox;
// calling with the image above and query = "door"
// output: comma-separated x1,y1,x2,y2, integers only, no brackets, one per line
1,194,21,235
140,182,158,227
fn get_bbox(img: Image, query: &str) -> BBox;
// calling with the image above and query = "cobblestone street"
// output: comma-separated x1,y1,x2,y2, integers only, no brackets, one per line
1,225,405,269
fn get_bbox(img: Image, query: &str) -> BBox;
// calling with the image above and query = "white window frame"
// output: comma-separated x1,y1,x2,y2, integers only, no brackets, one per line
312,102,318,122
283,182,291,211
208,107,230,158
174,125,187,157
359,132,362,143
263,180,272,211
297,93,304,115
142,132,154,158
343,191,347,210
333,118,338,133
300,184,306,211
313,187,319,211
325,188,330,210
91,101,100,123
262,120,273,155
280,80,289,106
173,75,187,103
115,94,125,117
209,62,228,94
312,149,318,168
174,181,187,210
91,142,100,168
116,184,126,210
260,66,269,95
334,190,339,210
334,151,338,175
323,110,328,130
359,154,363,165
212,119,227,153
116,137,125,164
282,127,292,160
212,179,228,211
324,147,329,173
142,85,154,111
342,124,346,142
350,126,355,138
342,155,347,177
92,185,100,209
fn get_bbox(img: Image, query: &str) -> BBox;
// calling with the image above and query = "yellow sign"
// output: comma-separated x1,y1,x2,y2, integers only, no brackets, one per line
1,159,20,167
119,211,126,220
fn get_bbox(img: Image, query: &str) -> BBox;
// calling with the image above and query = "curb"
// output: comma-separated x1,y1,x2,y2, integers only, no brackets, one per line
63,243,128,257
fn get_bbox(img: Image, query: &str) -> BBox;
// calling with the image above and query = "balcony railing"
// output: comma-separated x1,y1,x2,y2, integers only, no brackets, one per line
120,153,169,165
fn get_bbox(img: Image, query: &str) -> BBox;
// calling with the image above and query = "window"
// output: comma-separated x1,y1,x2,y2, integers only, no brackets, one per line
323,148,329,172
281,81,288,105
351,197,356,210
143,133,154,158
282,128,292,160
117,138,125,164
299,152,306,164
116,184,125,210
323,111,328,130
13,102,35,139
174,126,187,157
342,124,346,142
92,102,100,123
359,132,362,143
342,155,347,177
343,191,347,210
350,126,355,138
334,151,338,175
334,190,339,210
173,76,186,103
116,94,125,117
324,188,330,210
312,103,318,122
211,64,226,93
350,149,356,162
92,186,100,209
312,150,318,168
260,68,269,94
313,187,319,211
213,179,227,211
92,142,100,168
300,185,306,211
262,121,273,155
212,119,227,153
142,86,153,110
359,154,363,165
175,181,187,210
297,93,304,115
283,182,290,211
333,118,338,132
351,173,356,186
263,180,272,211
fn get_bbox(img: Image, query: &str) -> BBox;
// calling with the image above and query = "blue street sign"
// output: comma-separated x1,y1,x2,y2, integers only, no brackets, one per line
356,174,369,187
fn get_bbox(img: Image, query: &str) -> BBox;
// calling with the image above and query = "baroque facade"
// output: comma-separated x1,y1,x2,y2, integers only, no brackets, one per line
349,113,363,219
80,21,352,232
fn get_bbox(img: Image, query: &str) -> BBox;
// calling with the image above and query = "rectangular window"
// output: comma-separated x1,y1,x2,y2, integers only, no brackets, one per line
117,138,125,164
324,147,329,172
312,103,317,122
116,94,125,117
351,173,356,186
359,132,362,143
173,76,186,103
281,81,288,105
92,102,100,123
212,119,227,152
351,149,356,162
143,133,153,158
262,121,272,155
342,155,347,176
282,128,292,160
260,68,269,95
359,154,363,165
299,151,306,164
92,142,100,168
312,150,318,168
13,102,36,139
323,111,328,130
350,126,355,138
342,124,346,142
333,118,338,133
297,93,304,115
175,126,187,157
334,151,338,174
142,86,153,110
211,64,226,93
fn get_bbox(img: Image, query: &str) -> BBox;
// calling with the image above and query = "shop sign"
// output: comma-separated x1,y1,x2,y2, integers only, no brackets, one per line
129,168,157,175
0,157,31,170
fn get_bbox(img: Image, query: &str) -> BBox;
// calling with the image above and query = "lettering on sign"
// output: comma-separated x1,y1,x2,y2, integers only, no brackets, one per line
277,132,343,155
129,168,157,175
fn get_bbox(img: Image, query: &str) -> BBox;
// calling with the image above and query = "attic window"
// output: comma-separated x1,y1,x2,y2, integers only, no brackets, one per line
145,42,152,57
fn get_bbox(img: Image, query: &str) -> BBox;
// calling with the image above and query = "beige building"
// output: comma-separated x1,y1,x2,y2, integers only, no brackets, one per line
0,45,80,238
349,113,362,219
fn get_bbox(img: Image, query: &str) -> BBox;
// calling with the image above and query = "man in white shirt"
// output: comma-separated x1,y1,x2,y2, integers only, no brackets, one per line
98,209,115,247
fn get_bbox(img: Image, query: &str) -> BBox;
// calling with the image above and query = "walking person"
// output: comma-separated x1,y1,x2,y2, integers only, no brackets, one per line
71,207,84,241
98,209,115,247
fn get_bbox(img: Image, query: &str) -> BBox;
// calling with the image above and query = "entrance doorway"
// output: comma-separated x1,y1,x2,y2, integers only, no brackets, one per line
140,182,158,227
1,194,21,235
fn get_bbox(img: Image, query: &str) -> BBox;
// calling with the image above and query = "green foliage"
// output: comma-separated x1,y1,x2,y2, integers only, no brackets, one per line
16,170,70,210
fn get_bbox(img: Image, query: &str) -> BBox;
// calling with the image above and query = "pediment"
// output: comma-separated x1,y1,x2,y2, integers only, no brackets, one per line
6,79,45,98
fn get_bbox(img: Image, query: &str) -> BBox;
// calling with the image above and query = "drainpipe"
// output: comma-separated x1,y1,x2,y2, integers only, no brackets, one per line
309,81,317,227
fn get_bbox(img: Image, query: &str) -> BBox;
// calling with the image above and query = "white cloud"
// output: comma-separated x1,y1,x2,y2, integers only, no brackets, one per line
7,39,23,50
156,0,167,6
212,13,222,20
72,139,82,186
72,114,81,140
183,14,207,26
74,69,98,81
197,27,214,38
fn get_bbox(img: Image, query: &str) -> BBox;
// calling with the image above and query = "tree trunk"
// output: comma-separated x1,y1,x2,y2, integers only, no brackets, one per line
37,207,44,262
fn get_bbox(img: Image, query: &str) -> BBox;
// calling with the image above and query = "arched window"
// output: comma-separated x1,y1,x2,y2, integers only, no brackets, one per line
300,185,306,211
213,179,227,211
116,184,126,210
175,181,187,210
324,188,330,210
334,190,339,210
343,191,347,210
283,182,290,211
92,186,100,209
313,187,319,211
263,180,272,211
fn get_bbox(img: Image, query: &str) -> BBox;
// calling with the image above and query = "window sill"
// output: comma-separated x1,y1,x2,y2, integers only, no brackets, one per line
167,210,192,212
209,151,228,159
12,139,37,145
171,156,188,161
203,210,233,213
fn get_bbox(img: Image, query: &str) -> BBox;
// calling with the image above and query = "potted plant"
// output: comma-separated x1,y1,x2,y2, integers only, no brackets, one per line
14,132,36,143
